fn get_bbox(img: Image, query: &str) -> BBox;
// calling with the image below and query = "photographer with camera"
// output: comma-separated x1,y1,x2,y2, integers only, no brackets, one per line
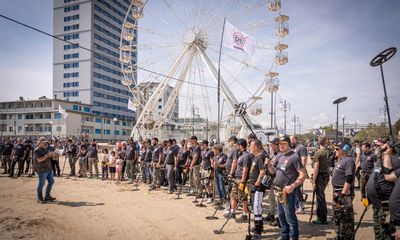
331,142,355,240
366,138,400,239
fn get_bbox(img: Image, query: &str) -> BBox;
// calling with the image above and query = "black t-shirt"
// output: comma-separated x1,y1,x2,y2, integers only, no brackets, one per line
192,145,202,165
366,156,400,207
165,146,178,165
23,143,33,157
361,152,375,173
66,143,77,156
235,151,252,179
214,153,227,173
273,151,303,188
34,147,52,174
3,142,13,155
14,143,26,157
331,156,355,189
152,145,163,163
293,143,308,159
126,144,137,161
145,146,154,162
201,149,214,169
87,144,98,158
389,178,400,223
249,153,266,184
178,147,189,165
226,148,238,174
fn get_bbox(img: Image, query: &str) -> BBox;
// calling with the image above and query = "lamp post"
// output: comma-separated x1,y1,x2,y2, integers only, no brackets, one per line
282,100,291,134
292,115,299,135
113,117,118,142
332,97,347,143
266,78,279,129
342,115,345,142
49,121,53,137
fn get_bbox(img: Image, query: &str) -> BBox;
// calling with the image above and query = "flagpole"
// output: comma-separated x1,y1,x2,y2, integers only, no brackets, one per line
217,18,226,144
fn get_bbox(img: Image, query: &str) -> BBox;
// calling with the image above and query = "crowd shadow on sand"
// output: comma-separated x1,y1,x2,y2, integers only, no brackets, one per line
49,201,105,208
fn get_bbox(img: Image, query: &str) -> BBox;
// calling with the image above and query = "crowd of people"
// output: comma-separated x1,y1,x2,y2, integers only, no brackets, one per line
0,133,399,240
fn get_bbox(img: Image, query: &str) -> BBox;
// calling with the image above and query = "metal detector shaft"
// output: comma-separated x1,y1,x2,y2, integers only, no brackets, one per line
214,191,248,234
309,190,316,223
353,205,369,240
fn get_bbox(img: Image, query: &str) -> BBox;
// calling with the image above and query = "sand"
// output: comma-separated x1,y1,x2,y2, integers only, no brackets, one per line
0,156,374,240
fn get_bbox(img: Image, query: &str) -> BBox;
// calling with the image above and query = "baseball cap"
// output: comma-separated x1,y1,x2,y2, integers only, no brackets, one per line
279,136,290,144
237,138,247,148
333,142,351,152
269,137,280,145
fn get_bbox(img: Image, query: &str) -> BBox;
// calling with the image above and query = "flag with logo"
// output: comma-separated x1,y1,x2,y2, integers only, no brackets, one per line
223,20,256,58
58,105,68,119
350,129,357,137
127,99,136,111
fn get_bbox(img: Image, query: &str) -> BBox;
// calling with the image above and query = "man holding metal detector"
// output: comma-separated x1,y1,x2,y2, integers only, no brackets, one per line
248,139,267,239
365,138,400,240
228,138,252,222
223,136,239,217
265,135,307,240
331,142,355,240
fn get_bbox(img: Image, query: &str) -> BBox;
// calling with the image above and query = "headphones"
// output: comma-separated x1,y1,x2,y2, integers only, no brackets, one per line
342,144,351,152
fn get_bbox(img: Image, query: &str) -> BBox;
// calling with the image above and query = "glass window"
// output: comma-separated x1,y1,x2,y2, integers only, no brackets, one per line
55,113,62,119
95,129,101,134
83,107,90,113
72,105,79,111
17,114,22,120
95,118,102,123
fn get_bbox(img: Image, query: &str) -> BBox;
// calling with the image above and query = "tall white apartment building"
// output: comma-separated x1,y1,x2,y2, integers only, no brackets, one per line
53,0,136,122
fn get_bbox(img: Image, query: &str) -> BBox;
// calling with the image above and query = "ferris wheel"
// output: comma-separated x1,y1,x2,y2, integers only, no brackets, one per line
120,0,289,140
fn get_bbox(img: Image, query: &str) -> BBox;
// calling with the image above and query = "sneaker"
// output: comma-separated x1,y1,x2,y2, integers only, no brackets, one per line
37,199,47,204
296,207,305,214
223,210,231,218
45,196,56,202
206,198,212,204
270,218,280,227
225,212,236,219
312,219,328,225
263,214,275,222
235,214,249,223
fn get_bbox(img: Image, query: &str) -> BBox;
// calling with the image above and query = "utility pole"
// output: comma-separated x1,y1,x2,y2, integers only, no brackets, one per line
342,115,345,142
292,115,299,135
282,100,290,134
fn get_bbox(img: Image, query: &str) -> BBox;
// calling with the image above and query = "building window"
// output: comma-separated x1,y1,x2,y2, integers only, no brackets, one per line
63,82,79,88
54,113,62,119
64,5,80,13
17,114,22,120
63,53,79,59
64,14,79,22
115,130,120,136
64,24,80,31
56,126,62,132
63,33,79,40
83,107,90,113
64,44,79,50
95,129,101,134
106,129,110,135
64,62,79,69
95,118,102,123
64,91,79,97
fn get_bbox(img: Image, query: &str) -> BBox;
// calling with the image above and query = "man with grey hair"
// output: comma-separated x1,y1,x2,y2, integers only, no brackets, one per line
310,135,330,224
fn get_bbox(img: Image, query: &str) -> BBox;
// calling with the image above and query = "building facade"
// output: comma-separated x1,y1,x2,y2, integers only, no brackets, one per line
0,98,133,141
53,0,136,121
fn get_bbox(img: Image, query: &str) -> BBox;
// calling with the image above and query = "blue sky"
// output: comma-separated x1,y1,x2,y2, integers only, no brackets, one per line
0,0,399,134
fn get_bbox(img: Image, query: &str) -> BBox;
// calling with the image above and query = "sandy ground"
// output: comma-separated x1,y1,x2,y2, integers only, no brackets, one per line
0,156,374,240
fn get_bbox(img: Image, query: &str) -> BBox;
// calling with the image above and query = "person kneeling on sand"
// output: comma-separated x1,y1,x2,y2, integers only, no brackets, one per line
34,137,57,204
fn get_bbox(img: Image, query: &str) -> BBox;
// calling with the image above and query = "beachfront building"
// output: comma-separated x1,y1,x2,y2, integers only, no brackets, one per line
0,98,133,141
53,0,136,121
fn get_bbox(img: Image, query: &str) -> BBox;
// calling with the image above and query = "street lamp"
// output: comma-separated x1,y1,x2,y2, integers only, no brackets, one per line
342,115,345,142
49,121,53,137
113,117,118,142
333,96,347,143
266,78,279,129
370,47,397,142
281,100,291,134
292,115,299,135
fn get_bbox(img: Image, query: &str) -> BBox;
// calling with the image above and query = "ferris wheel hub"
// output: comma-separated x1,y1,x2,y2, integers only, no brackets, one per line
184,31,196,44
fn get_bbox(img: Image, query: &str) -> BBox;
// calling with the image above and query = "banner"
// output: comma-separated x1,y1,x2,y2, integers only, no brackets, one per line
58,105,68,119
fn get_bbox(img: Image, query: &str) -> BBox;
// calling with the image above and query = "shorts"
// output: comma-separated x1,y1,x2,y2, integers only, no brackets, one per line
230,179,246,200
201,169,212,185
109,167,116,173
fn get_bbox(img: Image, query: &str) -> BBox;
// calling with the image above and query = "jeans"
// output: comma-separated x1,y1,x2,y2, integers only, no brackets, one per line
68,156,76,176
51,159,61,176
2,155,11,173
215,171,226,199
144,162,152,183
166,164,175,191
316,173,330,222
10,156,24,177
37,171,55,200
102,166,108,179
278,192,299,240
294,185,304,209
175,165,183,185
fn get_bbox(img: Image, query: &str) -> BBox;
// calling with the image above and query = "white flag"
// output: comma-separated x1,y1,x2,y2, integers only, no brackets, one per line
127,99,136,111
222,20,256,58
58,105,68,119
